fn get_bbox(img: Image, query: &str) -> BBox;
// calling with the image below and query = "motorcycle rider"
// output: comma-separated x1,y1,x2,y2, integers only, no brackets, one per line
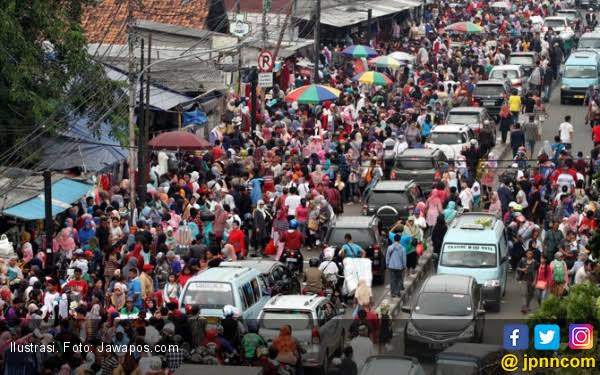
200,328,236,365
279,219,305,273
304,258,325,294
339,233,366,258
240,324,268,365
586,8,597,29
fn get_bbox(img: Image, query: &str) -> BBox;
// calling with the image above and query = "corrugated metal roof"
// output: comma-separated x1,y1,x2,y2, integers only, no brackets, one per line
2,179,92,221
104,66,195,110
296,0,422,28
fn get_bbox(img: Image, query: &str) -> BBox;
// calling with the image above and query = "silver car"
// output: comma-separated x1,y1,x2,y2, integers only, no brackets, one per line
258,294,345,373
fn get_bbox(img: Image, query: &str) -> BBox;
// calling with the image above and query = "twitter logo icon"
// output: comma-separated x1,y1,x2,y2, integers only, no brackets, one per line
534,324,560,350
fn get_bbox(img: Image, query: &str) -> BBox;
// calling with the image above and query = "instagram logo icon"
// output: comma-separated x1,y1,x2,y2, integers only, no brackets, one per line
569,324,594,350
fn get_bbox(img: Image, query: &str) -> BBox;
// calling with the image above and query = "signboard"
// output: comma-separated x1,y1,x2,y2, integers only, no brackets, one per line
230,14,251,38
258,72,273,88
444,244,496,253
258,50,274,72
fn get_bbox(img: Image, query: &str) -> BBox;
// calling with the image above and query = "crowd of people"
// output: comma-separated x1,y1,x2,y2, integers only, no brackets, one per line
2,0,600,374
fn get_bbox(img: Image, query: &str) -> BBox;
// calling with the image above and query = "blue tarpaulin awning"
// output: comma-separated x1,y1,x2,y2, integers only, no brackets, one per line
2,178,92,221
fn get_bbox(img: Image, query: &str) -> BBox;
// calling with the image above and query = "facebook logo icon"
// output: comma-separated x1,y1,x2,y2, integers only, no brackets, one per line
503,324,529,350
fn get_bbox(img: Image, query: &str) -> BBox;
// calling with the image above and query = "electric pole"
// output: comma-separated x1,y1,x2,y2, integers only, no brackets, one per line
127,0,137,217
250,68,258,139
43,170,53,266
236,0,242,95
313,0,321,83
137,37,145,207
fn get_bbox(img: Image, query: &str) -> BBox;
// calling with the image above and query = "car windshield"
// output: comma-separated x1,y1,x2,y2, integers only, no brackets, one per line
489,70,518,79
361,359,419,375
564,65,597,79
368,191,410,206
441,243,498,268
415,292,472,316
181,282,234,309
430,132,463,145
395,158,434,169
260,311,312,330
435,359,478,375
557,12,576,20
327,228,375,249
545,19,566,28
579,38,600,49
447,113,479,125
473,85,504,96
509,55,534,65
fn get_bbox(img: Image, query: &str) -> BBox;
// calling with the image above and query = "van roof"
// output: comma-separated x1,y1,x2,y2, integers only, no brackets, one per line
444,213,504,244
187,266,256,283
566,51,598,65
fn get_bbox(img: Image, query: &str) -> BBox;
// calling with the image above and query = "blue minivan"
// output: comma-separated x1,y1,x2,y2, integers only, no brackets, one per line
179,267,270,326
437,213,508,312
560,50,600,104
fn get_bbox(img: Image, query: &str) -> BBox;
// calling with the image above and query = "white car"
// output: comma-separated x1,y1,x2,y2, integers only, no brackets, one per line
543,16,574,40
488,65,529,95
258,295,345,373
425,125,475,160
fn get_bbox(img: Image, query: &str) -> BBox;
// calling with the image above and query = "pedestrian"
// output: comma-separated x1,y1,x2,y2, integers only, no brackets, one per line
550,252,568,298
350,325,376,371
535,255,551,306
386,234,406,298
431,214,447,255
510,123,525,157
509,89,522,124
517,249,538,313
499,105,513,144
559,115,574,150
523,115,540,158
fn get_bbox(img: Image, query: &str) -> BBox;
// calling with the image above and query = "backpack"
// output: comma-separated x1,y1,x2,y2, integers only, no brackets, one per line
552,260,565,283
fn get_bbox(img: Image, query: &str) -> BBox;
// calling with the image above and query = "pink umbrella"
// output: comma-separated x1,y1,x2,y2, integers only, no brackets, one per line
148,131,210,150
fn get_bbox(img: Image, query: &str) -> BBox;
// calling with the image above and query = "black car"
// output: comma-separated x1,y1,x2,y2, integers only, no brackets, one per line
435,343,506,375
403,274,486,352
324,216,386,285
359,356,425,375
363,180,423,230
391,148,448,194
219,260,301,295
472,80,510,119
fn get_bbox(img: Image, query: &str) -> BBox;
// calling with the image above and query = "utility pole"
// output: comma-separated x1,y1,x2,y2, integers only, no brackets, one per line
273,1,295,62
250,68,258,139
43,170,53,266
367,9,372,44
313,0,321,83
127,0,137,217
236,0,242,95
143,34,151,204
137,37,145,207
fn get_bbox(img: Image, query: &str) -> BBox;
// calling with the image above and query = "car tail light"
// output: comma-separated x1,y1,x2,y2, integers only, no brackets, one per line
390,170,397,179
473,127,481,135
511,79,522,87
373,243,380,256
312,327,320,344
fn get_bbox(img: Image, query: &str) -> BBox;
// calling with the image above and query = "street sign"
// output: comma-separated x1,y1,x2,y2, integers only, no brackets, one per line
258,72,273,88
258,50,274,72
230,14,251,38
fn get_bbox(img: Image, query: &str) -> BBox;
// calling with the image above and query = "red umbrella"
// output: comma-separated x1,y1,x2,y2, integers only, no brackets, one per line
148,131,210,150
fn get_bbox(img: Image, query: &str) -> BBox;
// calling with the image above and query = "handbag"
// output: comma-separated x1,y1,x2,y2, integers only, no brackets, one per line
416,243,424,256
535,280,547,290
308,219,319,231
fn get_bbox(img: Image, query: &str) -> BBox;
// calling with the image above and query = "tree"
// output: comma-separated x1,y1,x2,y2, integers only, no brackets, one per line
0,0,127,166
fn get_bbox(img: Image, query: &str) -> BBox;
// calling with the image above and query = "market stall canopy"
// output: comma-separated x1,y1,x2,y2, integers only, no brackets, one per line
2,178,92,221
445,21,484,33
388,51,415,63
342,45,379,59
39,117,127,173
148,130,210,150
284,84,341,104
368,55,402,69
352,71,393,86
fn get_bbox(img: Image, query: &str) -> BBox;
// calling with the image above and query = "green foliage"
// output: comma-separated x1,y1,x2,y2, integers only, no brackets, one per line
589,229,600,264
0,0,127,166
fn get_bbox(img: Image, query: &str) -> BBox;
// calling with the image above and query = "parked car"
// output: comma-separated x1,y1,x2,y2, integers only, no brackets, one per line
425,124,478,160
179,267,270,327
258,294,345,374
578,31,600,54
488,64,529,95
472,80,510,119
556,9,583,28
220,260,301,295
391,148,449,194
435,343,506,375
403,274,486,352
508,51,539,76
323,216,386,285
543,16,573,34
360,356,426,375
446,107,496,136
363,180,423,230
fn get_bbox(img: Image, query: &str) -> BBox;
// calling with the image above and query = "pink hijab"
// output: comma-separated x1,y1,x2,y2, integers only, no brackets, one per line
21,243,33,263
488,192,502,217
56,228,76,252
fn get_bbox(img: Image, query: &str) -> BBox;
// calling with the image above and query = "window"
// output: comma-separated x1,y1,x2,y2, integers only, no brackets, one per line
317,303,335,325
251,278,261,302
240,282,256,310
181,282,234,309
258,275,269,296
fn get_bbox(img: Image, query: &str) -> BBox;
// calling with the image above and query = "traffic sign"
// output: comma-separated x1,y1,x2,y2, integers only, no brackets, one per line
230,14,251,38
258,50,274,72
258,72,273,88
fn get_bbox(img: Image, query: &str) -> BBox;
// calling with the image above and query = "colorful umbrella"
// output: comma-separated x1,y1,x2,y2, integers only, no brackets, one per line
368,55,402,69
445,21,484,33
149,130,210,150
388,51,415,63
284,84,341,104
490,1,510,8
342,45,379,58
352,71,393,86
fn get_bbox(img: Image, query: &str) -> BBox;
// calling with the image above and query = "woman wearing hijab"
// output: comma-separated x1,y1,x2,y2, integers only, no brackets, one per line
499,104,512,144
403,216,422,274
21,243,33,266
481,153,497,200
488,192,503,218
85,304,102,342
431,214,448,255
253,200,270,256
212,204,228,247
110,284,127,311
272,325,298,366
443,201,458,223
425,190,443,234
56,227,76,259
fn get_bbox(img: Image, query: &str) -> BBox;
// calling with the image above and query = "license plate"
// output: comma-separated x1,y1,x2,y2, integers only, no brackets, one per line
574,95,584,99
287,258,297,263
206,317,219,324
483,101,495,106
430,343,446,349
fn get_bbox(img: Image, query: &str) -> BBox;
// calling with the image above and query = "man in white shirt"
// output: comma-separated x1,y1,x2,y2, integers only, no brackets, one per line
559,115,574,149
459,182,473,212
284,187,302,218
350,325,376,371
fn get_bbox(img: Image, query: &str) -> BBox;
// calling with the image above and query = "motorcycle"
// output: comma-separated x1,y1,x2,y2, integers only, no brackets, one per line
280,248,303,276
